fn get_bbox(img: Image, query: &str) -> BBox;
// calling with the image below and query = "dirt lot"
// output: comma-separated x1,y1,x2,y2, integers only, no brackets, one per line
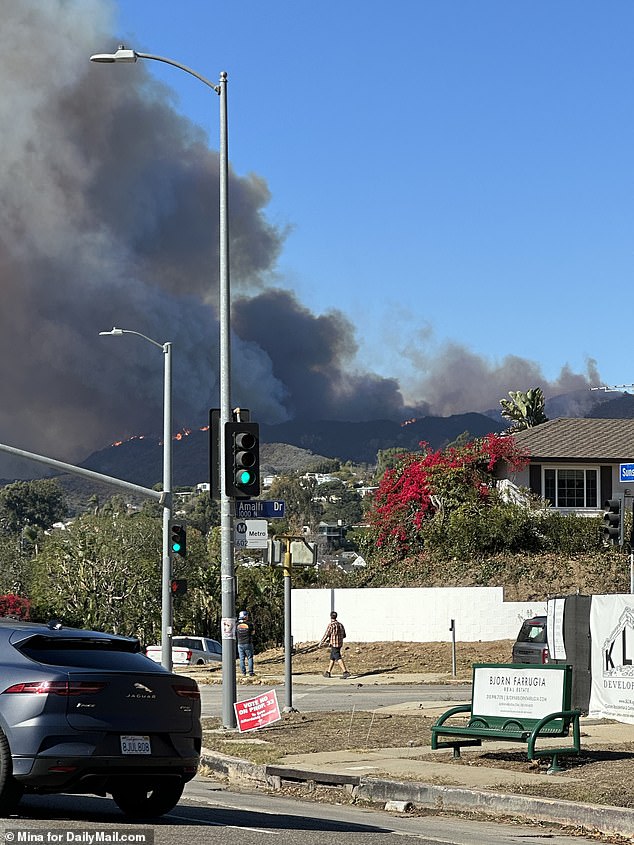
189,639,512,683
257,638,513,678
196,640,634,816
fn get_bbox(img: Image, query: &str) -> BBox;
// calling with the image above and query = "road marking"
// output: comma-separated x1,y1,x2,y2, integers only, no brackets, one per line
172,814,281,833
173,802,283,834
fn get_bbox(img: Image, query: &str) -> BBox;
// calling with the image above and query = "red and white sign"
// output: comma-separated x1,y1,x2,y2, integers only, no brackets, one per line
234,690,281,733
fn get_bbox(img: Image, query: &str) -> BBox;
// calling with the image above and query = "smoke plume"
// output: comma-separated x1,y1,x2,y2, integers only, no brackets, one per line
0,1,600,478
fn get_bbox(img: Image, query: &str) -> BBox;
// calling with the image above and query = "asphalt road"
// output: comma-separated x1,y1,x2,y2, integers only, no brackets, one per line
199,682,471,717
3,681,603,842
0,778,604,845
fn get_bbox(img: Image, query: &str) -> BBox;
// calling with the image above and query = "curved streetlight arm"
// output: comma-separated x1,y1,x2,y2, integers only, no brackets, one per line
99,327,166,352
90,46,221,94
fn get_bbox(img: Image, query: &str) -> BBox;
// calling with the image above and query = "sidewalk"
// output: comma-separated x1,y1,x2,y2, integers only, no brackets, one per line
200,670,634,839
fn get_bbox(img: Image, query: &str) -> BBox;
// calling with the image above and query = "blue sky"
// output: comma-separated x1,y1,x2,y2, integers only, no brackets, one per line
113,0,633,397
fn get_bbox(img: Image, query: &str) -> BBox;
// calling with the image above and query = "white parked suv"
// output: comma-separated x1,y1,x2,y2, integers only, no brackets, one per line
146,636,222,665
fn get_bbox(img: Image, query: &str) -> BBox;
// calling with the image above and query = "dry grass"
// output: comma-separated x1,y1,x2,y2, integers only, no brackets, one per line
194,640,634,814
202,708,634,810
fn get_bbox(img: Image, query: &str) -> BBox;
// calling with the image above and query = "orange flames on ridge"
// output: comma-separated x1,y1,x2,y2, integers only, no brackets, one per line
111,425,210,448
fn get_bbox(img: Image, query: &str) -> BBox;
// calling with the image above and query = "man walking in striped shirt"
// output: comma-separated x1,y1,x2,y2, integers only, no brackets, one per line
320,611,351,679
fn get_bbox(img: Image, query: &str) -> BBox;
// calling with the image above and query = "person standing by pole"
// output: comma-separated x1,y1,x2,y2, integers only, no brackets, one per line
236,610,255,677
320,611,351,678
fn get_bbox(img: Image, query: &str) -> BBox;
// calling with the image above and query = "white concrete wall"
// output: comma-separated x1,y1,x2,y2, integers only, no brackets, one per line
292,587,545,643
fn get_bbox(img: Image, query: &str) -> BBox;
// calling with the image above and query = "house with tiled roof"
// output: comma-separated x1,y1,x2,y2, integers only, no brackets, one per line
499,418,634,514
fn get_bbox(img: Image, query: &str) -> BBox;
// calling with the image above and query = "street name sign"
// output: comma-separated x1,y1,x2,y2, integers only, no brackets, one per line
233,499,286,519
234,519,268,549
620,463,634,484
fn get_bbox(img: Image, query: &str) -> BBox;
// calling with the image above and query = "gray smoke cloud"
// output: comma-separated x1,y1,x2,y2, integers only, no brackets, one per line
0,0,284,476
0,1,601,478
400,342,601,418
232,289,408,421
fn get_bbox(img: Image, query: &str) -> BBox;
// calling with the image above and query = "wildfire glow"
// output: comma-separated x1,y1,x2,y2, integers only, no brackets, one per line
110,434,147,447
112,426,209,448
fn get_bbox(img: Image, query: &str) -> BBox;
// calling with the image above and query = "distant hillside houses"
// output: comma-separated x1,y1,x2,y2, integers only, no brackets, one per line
357,485,378,498
302,472,338,484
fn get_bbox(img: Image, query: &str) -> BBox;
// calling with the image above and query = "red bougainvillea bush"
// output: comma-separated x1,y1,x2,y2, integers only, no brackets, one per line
0,594,31,620
366,434,528,562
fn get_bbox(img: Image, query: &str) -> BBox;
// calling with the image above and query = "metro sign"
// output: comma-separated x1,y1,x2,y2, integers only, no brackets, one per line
233,519,268,548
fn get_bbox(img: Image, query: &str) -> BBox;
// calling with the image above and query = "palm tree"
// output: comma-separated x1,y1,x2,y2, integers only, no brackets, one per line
500,388,548,432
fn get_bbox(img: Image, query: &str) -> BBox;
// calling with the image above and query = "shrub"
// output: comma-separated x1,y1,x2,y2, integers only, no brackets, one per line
0,594,30,620
367,433,528,561
534,512,603,554
422,502,541,561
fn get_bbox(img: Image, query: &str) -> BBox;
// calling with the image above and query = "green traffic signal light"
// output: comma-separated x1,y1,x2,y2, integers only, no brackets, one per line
237,468,255,485
224,422,260,498
234,431,257,490
170,523,187,557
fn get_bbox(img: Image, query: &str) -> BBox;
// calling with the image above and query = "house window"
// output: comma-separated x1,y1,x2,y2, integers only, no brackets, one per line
544,468,598,508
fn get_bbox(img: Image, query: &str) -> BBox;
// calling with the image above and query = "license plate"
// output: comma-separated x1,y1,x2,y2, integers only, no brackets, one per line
120,735,151,755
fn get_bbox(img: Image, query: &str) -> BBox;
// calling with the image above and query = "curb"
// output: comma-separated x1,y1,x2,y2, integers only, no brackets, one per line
201,748,634,839
357,777,634,839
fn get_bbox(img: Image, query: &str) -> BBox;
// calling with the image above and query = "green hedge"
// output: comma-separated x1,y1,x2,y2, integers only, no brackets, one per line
421,504,604,561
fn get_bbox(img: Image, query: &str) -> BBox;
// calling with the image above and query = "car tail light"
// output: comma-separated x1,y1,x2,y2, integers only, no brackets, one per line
186,650,193,661
3,681,106,696
172,683,200,700
541,647,550,664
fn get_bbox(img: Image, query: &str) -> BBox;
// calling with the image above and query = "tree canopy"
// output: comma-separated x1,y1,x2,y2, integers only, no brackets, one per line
28,511,214,644
0,479,67,534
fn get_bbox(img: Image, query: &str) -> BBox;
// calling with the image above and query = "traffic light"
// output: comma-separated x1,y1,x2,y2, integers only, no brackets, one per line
170,578,187,596
224,421,260,499
170,522,187,557
603,498,623,546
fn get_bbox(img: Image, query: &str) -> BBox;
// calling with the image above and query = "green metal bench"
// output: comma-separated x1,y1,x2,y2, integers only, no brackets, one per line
431,663,581,773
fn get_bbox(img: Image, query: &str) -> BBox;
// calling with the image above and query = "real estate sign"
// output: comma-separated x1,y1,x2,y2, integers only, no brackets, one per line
589,594,634,723
472,665,565,720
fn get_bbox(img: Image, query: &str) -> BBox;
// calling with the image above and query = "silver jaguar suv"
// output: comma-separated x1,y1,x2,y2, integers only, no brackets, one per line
0,619,201,817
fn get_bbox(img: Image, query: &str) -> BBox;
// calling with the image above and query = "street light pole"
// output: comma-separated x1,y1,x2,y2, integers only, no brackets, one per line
99,327,173,671
217,71,236,728
91,47,237,727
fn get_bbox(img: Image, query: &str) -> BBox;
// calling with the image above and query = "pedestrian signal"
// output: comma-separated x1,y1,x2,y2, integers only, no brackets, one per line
170,579,187,596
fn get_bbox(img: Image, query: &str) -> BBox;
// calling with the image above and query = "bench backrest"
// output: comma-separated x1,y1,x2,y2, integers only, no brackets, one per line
471,663,573,732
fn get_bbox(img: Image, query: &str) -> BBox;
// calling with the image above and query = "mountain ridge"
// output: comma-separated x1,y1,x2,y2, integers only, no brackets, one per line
3,390,631,495
73,411,504,489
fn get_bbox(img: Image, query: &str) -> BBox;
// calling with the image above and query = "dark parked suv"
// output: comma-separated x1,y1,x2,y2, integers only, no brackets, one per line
511,615,549,664
0,619,201,817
